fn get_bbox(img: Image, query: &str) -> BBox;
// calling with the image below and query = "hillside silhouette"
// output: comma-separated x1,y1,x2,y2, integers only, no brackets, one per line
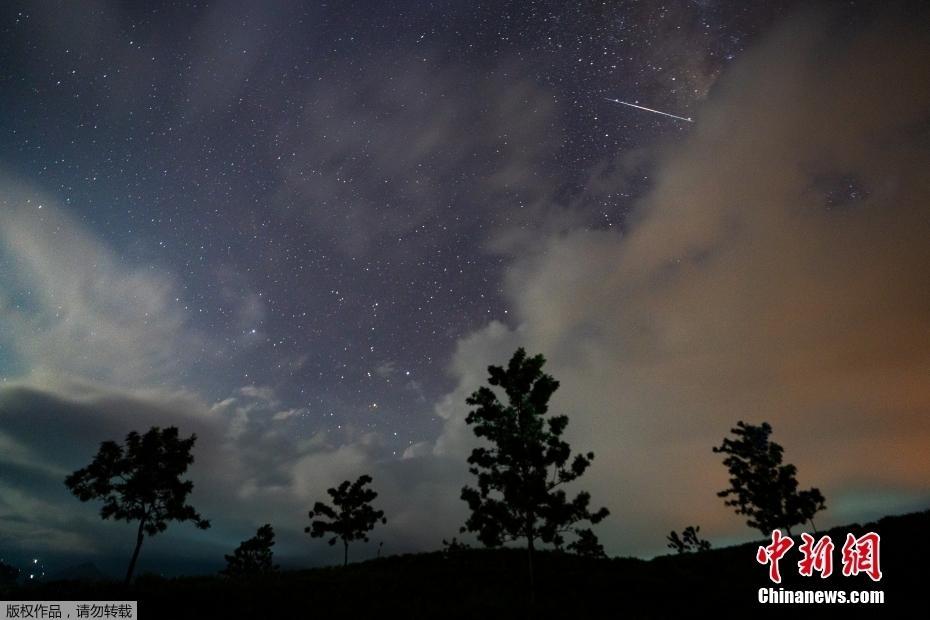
8,508,925,617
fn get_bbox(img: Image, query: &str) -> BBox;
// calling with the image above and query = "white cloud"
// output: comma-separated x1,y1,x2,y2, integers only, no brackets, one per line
0,177,203,387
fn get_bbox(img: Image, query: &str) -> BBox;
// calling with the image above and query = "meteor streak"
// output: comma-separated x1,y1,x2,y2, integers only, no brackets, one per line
605,98,693,123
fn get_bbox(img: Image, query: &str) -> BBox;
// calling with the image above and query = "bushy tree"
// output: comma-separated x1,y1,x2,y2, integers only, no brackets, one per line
441,536,472,553
568,527,607,558
65,426,210,584
223,524,278,577
441,536,472,561
667,525,711,554
305,475,386,566
713,421,826,536
460,348,609,593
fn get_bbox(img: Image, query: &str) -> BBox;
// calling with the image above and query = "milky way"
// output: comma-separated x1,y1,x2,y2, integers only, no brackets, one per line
0,1,784,453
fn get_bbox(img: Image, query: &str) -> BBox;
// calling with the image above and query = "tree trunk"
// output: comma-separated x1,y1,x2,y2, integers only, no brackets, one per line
809,518,818,535
526,517,536,607
125,518,146,586
527,537,535,605
343,539,349,567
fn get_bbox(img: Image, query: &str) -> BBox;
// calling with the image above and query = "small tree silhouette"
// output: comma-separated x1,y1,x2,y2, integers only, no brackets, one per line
222,524,278,577
713,421,826,536
441,536,472,554
64,426,210,585
568,527,607,558
667,526,711,554
305,475,386,566
460,348,609,599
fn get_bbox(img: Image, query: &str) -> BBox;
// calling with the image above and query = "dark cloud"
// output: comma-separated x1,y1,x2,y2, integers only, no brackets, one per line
0,380,214,560
0,375,463,569
272,54,562,257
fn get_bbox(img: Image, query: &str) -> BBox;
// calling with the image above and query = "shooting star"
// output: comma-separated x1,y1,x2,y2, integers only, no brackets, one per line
605,98,693,123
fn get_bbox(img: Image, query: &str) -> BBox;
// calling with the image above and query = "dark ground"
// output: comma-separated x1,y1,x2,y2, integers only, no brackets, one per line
4,509,926,618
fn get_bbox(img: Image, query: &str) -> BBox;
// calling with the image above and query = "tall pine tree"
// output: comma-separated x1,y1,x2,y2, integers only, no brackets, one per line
460,348,609,597
714,421,826,535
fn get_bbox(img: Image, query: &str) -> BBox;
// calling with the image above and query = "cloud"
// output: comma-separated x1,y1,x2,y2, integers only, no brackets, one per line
236,385,278,403
0,430,68,479
0,179,203,387
0,378,304,563
273,54,561,256
0,375,466,568
427,321,520,460
0,177,463,562
0,481,100,555
428,7,930,555
374,361,396,379
3,5,929,569
0,378,221,561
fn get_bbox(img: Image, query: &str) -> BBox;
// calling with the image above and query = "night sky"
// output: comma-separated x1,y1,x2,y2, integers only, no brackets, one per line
2,1,929,576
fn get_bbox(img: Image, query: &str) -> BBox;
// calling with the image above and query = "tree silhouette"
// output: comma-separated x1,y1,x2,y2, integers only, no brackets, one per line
223,524,278,577
305,475,386,566
713,421,826,536
789,488,828,534
667,526,711,554
441,536,472,554
568,527,607,558
64,426,210,585
460,348,609,597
